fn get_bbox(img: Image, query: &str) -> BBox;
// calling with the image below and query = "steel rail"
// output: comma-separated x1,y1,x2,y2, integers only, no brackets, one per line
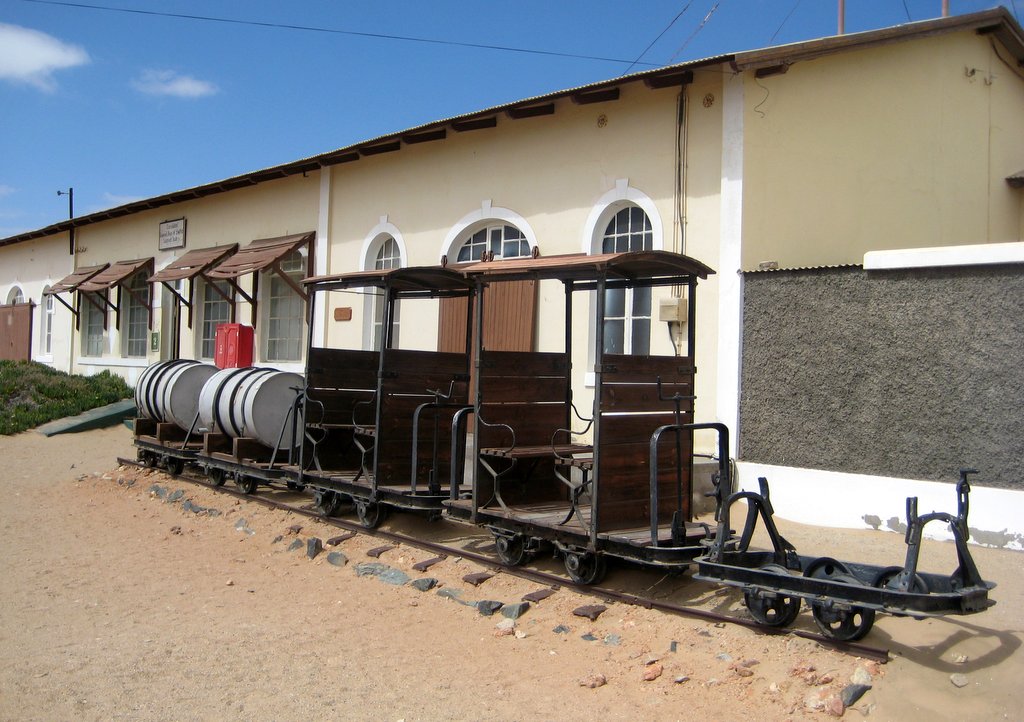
118,457,891,663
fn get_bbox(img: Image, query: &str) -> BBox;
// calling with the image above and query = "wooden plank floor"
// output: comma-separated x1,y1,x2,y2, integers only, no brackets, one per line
445,498,706,546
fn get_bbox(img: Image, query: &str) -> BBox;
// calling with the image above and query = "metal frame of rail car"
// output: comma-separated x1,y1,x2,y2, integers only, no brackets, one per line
694,471,996,641
295,265,476,526
134,401,302,494
446,250,731,584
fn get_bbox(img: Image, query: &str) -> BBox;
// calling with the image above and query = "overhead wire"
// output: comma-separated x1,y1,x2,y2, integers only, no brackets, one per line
621,1,694,76
769,0,803,45
17,0,664,68
669,1,721,62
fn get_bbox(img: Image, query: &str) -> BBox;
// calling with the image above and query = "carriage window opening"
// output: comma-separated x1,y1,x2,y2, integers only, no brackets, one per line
122,271,149,358
601,206,653,354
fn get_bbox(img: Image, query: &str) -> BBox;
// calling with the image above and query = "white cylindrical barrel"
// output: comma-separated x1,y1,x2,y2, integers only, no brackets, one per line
135,360,203,423
160,362,219,431
197,367,304,449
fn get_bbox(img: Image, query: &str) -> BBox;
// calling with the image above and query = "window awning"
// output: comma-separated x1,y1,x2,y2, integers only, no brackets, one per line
149,243,239,329
205,232,315,324
74,258,154,332
47,263,109,295
206,232,314,279
76,258,153,293
1008,170,1024,189
149,243,239,284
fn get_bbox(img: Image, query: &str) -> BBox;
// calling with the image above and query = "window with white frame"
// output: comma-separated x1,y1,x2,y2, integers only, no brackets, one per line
456,225,530,262
41,286,53,355
264,250,305,362
6,287,24,305
198,279,231,360
82,297,105,357
121,271,150,358
371,236,401,350
602,206,653,355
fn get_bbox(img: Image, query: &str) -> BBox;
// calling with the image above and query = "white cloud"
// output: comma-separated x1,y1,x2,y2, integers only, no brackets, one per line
0,23,89,92
0,185,15,198
132,69,218,99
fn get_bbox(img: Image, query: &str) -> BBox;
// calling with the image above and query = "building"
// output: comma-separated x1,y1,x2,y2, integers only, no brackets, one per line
2,9,1021,545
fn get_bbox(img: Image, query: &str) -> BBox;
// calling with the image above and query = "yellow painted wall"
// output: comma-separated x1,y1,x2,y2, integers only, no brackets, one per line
321,79,725,428
0,233,75,370
741,31,1024,269
71,173,319,380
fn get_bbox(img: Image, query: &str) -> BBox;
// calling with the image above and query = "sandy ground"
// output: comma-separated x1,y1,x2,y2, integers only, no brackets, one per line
0,425,1020,722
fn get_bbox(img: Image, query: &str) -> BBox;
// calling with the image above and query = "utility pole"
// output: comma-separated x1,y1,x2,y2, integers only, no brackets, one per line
57,187,74,255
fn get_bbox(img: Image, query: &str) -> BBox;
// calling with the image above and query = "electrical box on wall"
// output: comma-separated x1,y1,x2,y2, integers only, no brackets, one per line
658,297,687,324
150,331,160,352
214,323,254,369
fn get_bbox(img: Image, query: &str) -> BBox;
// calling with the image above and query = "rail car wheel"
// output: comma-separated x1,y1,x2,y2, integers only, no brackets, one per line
235,475,258,495
164,457,183,476
315,490,343,517
494,533,530,567
208,467,227,487
872,565,929,594
872,566,929,618
743,563,801,627
139,451,157,468
809,573,876,641
356,500,388,529
564,551,606,585
803,557,852,580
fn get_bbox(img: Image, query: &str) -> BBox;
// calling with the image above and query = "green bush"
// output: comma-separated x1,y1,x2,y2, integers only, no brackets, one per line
0,361,133,435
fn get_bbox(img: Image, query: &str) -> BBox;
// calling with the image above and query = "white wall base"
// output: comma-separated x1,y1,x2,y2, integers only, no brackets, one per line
736,461,1024,550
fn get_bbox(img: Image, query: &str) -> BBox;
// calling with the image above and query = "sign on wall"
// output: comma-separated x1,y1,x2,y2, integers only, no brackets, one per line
159,218,186,250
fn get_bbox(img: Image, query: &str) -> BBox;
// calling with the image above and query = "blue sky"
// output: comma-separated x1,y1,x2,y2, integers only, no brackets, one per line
1,0,1019,238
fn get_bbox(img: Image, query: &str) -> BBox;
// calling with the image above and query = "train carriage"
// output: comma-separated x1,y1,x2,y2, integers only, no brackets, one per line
294,265,476,526
445,250,733,583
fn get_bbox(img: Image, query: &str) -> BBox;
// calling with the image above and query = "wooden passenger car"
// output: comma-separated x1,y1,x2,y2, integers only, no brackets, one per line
295,266,475,526
445,250,731,583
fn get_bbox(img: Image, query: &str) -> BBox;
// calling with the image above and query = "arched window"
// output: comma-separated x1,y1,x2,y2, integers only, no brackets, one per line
371,236,401,350
121,271,150,358
456,225,530,262
6,286,24,305
264,249,305,362
602,205,653,355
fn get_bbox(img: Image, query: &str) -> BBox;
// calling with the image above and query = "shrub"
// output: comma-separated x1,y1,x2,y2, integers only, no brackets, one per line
0,361,133,435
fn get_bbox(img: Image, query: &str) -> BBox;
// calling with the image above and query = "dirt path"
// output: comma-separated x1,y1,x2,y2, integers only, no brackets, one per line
0,426,1020,721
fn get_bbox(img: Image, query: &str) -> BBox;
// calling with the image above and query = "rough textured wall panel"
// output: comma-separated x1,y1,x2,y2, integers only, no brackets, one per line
739,266,1024,489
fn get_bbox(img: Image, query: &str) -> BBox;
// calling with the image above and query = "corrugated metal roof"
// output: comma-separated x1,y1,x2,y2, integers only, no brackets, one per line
1008,170,1024,189
2,8,1020,249
743,263,863,274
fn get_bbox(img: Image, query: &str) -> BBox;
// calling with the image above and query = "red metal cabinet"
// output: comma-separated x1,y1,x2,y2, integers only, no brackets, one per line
214,323,254,368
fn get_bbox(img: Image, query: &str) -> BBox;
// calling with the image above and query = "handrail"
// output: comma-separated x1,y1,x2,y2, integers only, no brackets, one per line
648,421,731,548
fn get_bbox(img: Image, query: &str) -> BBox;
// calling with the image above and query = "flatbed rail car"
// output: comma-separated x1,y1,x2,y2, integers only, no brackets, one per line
133,360,305,493
694,471,995,641
294,266,476,526
445,250,733,584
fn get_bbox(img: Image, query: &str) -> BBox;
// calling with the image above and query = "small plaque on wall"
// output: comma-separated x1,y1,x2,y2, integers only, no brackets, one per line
159,218,186,250
334,307,353,322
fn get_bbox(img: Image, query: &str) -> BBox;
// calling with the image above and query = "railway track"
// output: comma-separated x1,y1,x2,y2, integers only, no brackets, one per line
117,456,890,663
